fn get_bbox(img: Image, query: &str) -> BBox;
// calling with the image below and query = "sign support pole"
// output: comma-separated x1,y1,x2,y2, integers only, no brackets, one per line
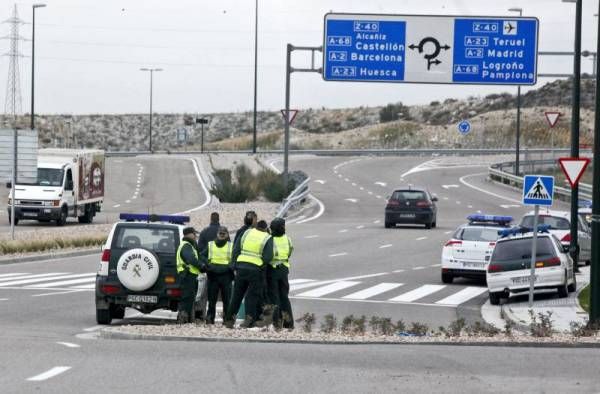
528,205,539,307
10,127,16,241
569,0,583,272
589,0,600,324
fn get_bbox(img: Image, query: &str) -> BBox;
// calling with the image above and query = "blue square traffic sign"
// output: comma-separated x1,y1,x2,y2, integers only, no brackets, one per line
522,175,554,206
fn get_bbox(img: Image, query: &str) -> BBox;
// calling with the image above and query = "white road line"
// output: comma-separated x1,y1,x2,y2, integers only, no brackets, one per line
83,325,103,332
177,158,211,214
376,195,382,199
113,204,121,208
68,284,95,290
304,235,319,239
373,219,381,224
351,183,356,186
392,269,405,273
360,187,364,190
344,198,358,203
329,252,348,257
468,205,473,208
0,273,28,278
132,196,137,200
389,285,446,302
368,191,373,195
416,237,427,241
356,225,364,229
344,178,350,182
32,290,88,297
289,294,458,308
342,283,403,300
290,272,390,292
56,342,80,348
288,279,315,285
456,201,461,205
0,298,8,301
0,273,68,284
295,194,325,224
374,181,387,187
339,229,348,233
412,266,425,270
379,244,393,249
27,366,71,382
459,173,522,204
435,287,488,306
0,273,93,287
445,231,452,234
125,200,131,204
296,281,360,298
430,264,441,267
27,276,96,288
443,197,449,200
338,174,342,178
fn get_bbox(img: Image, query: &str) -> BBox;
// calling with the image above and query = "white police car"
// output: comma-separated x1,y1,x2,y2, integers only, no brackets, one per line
96,213,200,324
486,226,576,305
441,214,512,284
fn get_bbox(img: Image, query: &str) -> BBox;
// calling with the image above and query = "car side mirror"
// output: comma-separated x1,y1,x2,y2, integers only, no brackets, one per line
431,196,438,202
562,245,570,254
5,182,11,188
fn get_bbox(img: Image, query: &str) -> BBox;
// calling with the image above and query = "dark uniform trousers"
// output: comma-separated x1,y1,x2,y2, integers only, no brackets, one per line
179,272,199,317
267,265,293,326
206,271,233,323
226,267,264,321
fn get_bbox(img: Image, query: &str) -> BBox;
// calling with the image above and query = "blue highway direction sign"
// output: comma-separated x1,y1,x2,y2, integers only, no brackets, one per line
323,13,538,85
457,120,471,135
522,175,554,206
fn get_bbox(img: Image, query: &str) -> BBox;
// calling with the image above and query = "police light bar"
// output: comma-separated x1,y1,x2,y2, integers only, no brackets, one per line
467,214,513,225
498,225,551,238
119,213,190,224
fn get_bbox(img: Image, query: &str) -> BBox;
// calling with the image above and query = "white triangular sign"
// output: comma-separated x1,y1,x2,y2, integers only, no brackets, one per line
525,177,551,200
559,158,590,188
545,112,561,128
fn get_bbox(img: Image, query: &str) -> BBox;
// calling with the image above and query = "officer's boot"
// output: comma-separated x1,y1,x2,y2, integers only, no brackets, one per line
223,317,235,329
239,315,255,328
282,311,294,330
176,311,190,324
255,304,275,328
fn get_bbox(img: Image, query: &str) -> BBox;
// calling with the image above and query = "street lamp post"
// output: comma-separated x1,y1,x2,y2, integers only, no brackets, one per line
252,0,258,154
140,68,162,152
31,4,46,131
508,7,522,176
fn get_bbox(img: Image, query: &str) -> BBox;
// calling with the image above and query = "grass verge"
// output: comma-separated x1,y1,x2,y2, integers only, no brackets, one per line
0,235,106,256
579,284,590,313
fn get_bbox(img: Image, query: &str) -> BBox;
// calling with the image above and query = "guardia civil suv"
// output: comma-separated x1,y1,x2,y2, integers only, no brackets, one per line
95,213,189,324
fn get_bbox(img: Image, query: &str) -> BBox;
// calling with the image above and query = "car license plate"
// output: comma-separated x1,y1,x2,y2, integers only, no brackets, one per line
23,212,37,217
126,295,158,304
463,262,485,268
511,276,537,285
399,213,415,218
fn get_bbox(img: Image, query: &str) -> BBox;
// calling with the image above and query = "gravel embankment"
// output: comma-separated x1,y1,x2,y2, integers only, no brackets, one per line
106,323,600,345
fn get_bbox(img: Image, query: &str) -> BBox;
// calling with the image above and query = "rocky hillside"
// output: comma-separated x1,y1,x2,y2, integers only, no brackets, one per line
0,78,595,151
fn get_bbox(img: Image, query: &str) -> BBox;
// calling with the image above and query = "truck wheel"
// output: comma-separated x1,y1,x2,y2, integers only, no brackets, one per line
78,204,95,224
96,308,112,325
56,207,67,226
441,272,453,284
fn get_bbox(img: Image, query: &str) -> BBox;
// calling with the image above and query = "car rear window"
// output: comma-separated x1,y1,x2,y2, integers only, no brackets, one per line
456,227,500,242
492,237,556,262
112,225,178,254
520,215,570,230
392,191,427,200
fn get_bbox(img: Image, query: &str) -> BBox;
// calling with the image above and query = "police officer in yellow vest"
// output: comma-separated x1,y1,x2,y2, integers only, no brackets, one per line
267,218,294,329
225,220,273,328
201,226,233,325
176,227,207,324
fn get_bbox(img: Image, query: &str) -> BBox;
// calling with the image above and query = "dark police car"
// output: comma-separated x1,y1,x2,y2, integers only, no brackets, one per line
95,213,190,324
384,187,438,229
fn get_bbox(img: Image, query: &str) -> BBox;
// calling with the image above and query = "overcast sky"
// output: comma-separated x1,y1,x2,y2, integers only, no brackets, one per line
1,0,598,114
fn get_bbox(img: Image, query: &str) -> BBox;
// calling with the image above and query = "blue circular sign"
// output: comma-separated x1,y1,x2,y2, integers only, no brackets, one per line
457,120,471,135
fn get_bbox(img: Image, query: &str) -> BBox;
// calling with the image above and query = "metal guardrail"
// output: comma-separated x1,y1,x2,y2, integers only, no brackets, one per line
106,148,581,158
275,177,311,219
489,160,592,202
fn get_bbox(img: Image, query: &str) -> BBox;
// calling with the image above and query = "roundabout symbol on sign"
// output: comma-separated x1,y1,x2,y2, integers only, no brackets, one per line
457,120,471,135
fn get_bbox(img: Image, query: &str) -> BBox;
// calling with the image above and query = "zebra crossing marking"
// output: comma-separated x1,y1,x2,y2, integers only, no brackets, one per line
342,283,403,300
388,284,446,303
295,281,360,298
435,286,488,306
0,273,67,283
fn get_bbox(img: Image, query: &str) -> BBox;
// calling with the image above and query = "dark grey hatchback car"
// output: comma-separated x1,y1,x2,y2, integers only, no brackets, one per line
384,188,438,229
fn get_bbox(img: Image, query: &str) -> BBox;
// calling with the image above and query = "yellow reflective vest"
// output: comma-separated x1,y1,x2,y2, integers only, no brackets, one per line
237,228,271,267
208,241,232,265
272,235,293,269
176,239,200,275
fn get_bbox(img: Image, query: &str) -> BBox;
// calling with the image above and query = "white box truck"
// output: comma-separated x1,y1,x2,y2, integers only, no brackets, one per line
7,149,105,226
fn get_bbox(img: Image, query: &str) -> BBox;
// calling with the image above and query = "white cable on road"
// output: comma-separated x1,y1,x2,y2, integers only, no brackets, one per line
27,366,71,382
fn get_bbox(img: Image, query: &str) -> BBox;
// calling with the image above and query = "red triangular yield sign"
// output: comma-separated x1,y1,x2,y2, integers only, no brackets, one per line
544,111,561,128
281,109,299,125
558,157,590,188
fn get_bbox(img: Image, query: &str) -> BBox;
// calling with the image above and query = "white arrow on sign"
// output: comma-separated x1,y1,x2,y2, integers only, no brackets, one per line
558,157,590,188
374,181,387,187
544,111,561,128
344,198,358,203
442,184,459,189
314,180,326,185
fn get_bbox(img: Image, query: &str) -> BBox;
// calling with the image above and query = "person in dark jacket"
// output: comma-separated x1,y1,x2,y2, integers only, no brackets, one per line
224,220,273,328
197,212,220,252
176,227,207,324
232,211,257,253
202,226,233,325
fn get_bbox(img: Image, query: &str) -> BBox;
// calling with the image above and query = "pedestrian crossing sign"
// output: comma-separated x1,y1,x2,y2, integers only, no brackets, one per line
522,175,554,206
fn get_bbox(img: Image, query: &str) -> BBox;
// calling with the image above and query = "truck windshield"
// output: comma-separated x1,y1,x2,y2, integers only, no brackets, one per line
35,168,64,187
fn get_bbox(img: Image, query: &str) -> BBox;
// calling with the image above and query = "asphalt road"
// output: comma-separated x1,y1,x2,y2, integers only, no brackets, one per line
0,155,206,230
1,154,594,393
